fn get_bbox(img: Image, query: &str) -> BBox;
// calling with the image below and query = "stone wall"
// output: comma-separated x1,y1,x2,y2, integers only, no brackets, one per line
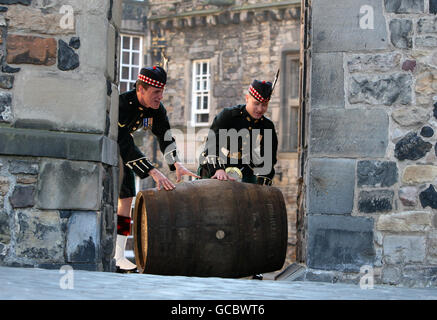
0,0,122,271
134,0,301,266
121,0,148,34
301,0,437,287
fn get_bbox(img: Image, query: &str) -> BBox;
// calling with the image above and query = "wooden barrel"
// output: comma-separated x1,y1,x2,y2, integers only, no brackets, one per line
133,179,288,278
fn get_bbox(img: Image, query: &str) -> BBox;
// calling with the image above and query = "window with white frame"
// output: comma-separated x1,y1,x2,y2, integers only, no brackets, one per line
191,60,211,126
280,52,300,152
120,35,143,93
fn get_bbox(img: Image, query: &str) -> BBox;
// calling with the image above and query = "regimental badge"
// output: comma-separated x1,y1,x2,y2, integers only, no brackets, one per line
143,118,153,130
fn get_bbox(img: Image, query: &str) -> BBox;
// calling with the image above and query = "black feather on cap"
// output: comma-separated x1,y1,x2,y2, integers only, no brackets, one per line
138,66,167,88
248,80,273,103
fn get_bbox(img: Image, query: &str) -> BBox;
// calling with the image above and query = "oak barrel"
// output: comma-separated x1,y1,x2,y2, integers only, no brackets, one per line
133,179,287,278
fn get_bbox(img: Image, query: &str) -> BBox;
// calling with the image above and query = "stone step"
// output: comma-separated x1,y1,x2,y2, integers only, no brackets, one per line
274,263,307,281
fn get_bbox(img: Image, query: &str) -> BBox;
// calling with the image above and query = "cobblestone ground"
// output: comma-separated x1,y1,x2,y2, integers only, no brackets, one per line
1,266,437,300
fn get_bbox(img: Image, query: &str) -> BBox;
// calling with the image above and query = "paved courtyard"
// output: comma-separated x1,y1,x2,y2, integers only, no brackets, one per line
1,266,437,300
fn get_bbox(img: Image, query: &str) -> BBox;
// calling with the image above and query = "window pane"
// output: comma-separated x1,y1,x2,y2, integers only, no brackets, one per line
203,79,208,90
197,114,209,123
280,53,300,152
132,53,139,66
122,67,129,79
196,63,201,75
120,82,127,93
129,82,135,91
203,63,208,74
289,59,299,99
122,37,130,50
122,52,130,64
203,96,208,109
197,96,202,110
196,80,200,91
291,106,299,151
131,67,139,80
132,37,140,50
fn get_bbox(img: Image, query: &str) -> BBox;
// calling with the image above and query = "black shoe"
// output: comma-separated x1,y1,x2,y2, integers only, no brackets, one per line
116,266,138,274
252,274,263,280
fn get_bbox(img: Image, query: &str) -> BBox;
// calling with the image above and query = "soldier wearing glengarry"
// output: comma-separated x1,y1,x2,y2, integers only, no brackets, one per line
198,77,279,187
116,66,199,273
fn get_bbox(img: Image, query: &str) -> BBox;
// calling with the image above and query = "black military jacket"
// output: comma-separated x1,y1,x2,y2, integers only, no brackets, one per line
200,104,278,181
118,89,177,173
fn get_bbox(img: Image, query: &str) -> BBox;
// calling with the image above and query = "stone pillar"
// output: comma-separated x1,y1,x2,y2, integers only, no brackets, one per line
0,0,122,272
302,0,437,286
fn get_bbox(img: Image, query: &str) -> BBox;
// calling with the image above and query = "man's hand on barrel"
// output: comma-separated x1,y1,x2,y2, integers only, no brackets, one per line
149,168,176,191
174,162,200,183
211,169,236,181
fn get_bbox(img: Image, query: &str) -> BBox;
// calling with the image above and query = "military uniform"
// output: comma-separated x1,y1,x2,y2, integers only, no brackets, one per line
199,78,279,281
118,89,179,198
198,104,278,185
115,66,180,273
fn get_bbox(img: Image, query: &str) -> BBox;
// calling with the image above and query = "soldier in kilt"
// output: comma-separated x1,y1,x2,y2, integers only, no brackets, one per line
198,79,279,187
116,66,199,273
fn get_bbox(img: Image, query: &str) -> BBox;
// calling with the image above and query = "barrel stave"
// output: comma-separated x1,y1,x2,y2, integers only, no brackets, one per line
134,180,287,278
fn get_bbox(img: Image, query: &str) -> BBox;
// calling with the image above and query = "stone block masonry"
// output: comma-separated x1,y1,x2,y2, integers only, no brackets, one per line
307,158,356,215
302,0,437,287
357,161,398,188
312,0,388,53
0,0,123,272
66,212,101,265
310,53,345,109
307,215,375,272
0,155,117,271
309,108,389,157
6,35,57,65
58,39,80,71
348,74,413,106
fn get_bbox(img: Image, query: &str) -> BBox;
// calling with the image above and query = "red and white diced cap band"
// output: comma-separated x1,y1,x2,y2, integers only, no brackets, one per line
138,73,165,88
249,85,269,103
